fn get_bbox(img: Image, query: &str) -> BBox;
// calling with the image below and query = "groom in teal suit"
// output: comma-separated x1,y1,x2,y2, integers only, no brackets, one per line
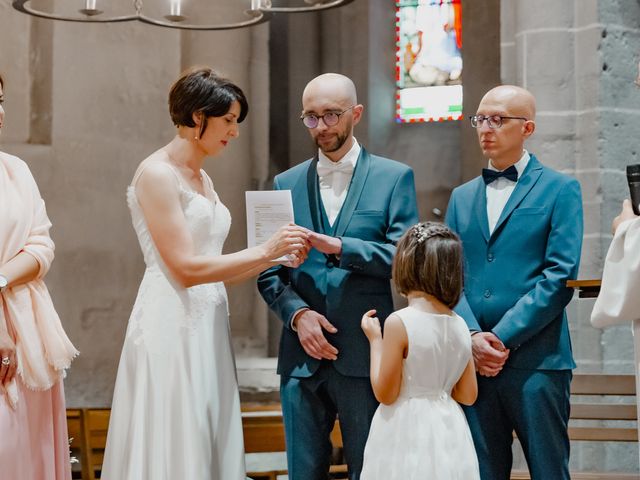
258,73,418,480
445,85,583,479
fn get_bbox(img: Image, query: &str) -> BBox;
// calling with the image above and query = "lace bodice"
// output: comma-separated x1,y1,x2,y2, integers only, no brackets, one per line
126,171,231,271
125,167,232,325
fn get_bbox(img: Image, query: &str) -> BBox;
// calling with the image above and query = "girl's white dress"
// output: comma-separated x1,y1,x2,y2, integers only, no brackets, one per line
361,301,480,479
101,166,245,480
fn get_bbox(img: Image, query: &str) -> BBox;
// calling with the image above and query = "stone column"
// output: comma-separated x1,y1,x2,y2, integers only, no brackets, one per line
460,0,501,183
500,0,640,471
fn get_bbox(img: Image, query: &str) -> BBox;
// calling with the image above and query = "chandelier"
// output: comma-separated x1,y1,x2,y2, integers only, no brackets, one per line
12,0,356,30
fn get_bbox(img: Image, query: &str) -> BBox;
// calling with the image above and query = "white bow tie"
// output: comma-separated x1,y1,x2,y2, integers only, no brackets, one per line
317,160,354,178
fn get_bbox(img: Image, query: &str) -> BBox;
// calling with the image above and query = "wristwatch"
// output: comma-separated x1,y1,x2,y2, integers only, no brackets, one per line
0,274,8,293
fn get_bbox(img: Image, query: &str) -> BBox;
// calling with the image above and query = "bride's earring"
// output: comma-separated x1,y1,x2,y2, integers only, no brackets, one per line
193,113,202,141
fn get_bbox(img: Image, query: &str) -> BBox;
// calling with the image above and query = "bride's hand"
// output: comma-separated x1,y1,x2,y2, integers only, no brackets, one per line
280,242,311,268
262,224,310,261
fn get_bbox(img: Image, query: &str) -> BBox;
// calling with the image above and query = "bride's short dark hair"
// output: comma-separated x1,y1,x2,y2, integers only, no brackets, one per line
168,66,248,134
392,222,463,308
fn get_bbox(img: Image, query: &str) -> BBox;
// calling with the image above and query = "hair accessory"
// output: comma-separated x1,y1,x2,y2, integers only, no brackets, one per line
412,222,452,244
412,224,428,244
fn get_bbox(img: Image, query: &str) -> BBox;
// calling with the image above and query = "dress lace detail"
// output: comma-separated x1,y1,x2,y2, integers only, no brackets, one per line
124,185,231,348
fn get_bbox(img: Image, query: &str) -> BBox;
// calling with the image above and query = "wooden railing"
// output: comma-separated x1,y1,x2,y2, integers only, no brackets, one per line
511,373,638,480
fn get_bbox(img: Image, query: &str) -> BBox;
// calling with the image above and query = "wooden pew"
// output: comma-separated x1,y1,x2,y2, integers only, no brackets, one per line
67,408,90,480
242,404,287,480
511,373,638,480
242,403,348,479
80,408,110,480
68,405,345,479
68,374,637,480
63,408,111,480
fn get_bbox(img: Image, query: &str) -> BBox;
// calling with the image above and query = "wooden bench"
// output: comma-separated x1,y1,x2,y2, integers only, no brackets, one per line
511,373,638,480
66,374,637,479
67,408,90,480
242,403,348,479
68,408,110,480
66,405,346,479
242,405,287,480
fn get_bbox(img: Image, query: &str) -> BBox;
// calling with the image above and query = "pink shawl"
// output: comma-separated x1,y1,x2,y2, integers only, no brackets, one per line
0,151,78,399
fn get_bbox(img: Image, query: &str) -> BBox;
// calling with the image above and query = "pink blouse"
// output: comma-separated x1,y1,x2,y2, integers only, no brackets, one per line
0,151,77,405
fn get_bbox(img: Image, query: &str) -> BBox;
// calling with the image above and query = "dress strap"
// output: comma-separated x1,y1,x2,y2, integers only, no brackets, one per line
201,170,219,203
130,161,184,190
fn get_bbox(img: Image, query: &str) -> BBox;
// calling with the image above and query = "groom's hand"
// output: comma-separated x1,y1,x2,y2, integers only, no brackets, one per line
308,232,342,256
293,309,339,360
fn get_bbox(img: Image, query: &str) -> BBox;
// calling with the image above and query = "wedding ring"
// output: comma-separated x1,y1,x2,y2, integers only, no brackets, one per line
1,357,10,366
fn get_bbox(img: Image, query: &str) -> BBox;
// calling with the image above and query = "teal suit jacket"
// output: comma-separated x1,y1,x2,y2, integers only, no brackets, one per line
258,148,419,378
445,155,583,370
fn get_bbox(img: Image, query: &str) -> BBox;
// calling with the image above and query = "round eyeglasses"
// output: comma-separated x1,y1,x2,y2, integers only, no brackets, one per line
469,114,528,129
301,106,355,129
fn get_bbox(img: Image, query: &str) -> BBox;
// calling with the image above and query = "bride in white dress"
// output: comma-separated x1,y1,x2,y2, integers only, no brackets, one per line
101,67,309,480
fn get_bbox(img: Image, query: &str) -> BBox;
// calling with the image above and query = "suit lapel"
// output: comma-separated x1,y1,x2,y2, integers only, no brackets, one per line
332,147,371,238
305,156,329,234
289,164,313,230
490,155,544,239
472,177,490,242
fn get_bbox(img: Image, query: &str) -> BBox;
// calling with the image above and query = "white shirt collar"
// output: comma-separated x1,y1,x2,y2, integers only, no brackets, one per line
487,149,530,179
317,137,361,169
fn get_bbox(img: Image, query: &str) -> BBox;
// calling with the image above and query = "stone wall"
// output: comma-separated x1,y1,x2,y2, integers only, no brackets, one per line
0,1,467,405
501,0,640,471
0,1,270,406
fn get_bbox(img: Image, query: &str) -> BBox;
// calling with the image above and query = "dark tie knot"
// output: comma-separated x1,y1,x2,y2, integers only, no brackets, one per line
482,165,519,185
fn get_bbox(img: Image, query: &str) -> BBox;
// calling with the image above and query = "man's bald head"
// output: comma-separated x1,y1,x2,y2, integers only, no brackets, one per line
475,85,537,169
300,73,363,162
302,73,358,108
480,85,536,121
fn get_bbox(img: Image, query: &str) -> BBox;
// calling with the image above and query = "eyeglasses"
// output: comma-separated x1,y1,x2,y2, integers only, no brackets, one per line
469,114,528,129
301,106,355,129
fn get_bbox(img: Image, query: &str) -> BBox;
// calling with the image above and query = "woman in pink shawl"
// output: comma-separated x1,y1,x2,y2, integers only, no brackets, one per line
0,73,78,479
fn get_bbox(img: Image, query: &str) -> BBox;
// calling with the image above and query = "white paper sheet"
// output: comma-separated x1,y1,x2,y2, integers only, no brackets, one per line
245,190,295,250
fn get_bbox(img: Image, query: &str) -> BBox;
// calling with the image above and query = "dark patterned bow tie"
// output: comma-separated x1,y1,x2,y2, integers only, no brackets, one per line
482,165,518,185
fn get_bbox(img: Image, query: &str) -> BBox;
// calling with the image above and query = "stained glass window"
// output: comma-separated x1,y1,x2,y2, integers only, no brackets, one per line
395,0,463,123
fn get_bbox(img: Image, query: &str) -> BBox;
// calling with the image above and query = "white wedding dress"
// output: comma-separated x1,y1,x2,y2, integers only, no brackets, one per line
102,165,246,480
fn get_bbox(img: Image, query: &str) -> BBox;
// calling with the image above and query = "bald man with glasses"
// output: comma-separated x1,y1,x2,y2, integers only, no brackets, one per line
445,85,584,479
258,73,418,480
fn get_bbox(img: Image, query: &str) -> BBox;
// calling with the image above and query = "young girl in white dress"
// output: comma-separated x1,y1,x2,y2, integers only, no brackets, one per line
360,222,480,480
